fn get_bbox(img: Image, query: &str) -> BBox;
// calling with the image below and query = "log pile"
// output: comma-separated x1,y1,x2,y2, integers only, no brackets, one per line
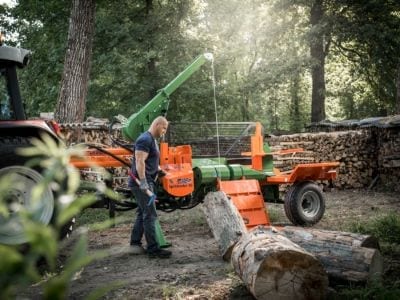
202,192,383,300
373,127,400,190
60,121,129,188
268,130,377,189
60,123,119,146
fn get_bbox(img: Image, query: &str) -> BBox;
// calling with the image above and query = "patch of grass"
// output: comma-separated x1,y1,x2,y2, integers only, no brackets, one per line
160,206,207,228
75,204,136,227
338,212,400,298
266,205,287,224
347,212,400,244
75,208,112,227
161,284,178,299
334,280,400,300
267,207,281,223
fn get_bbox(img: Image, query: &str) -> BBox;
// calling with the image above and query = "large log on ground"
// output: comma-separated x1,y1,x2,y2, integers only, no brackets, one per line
280,226,383,283
231,226,328,300
202,191,247,260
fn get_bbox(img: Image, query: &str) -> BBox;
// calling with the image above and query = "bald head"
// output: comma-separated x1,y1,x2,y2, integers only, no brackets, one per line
149,116,169,138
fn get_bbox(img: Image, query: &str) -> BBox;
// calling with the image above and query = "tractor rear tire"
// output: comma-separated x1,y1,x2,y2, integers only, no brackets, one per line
0,136,73,245
283,181,325,226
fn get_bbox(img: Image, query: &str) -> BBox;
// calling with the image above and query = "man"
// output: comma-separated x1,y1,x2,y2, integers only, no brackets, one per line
129,116,171,258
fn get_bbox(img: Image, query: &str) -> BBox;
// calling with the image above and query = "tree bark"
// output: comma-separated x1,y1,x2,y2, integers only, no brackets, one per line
396,62,400,114
55,0,95,123
310,0,326,123
202,191,247,261
280,226,383,284
231,226,328,300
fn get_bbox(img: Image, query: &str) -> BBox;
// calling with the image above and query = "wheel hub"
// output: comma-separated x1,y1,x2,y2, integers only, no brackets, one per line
0,166,54,245
301,191,321,218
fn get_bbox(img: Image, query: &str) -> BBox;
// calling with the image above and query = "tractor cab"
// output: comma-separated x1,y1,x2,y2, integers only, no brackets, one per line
0,32,61,139
0,33,30,121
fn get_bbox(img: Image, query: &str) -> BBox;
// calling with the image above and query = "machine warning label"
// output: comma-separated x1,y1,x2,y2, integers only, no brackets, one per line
169,178,193,188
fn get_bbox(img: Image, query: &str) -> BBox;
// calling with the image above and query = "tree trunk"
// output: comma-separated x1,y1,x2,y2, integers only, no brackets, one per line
144,0,159,100
280,226,383,284
231,226,328,300
55,0,95,123
290,71,302,131
310,0,326,123
202,191,247,261
396,62,400,114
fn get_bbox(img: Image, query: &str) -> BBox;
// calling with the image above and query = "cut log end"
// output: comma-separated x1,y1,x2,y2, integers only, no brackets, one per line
252,250,328,300
232,227,329,300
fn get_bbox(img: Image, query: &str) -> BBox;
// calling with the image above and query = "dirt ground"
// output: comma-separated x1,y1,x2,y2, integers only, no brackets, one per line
26,189,400,299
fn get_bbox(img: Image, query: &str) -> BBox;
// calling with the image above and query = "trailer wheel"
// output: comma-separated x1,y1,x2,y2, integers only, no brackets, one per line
284,181,325,226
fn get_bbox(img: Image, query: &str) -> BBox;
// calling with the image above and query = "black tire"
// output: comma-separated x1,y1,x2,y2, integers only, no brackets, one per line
283,181,325,226
0,136,72,244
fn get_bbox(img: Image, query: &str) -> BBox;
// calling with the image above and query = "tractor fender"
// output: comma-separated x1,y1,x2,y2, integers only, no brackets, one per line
0,120,61,142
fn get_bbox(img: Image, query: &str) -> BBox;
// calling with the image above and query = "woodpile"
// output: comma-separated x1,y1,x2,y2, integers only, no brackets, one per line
268,130,377,190
60,121,129,188
202,192,383,300
374,127,400,190
60,124,119,146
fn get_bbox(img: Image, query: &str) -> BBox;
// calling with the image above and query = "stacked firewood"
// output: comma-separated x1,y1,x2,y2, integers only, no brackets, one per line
60,124,118,146
268,130,377,189
60,122,130,188
373,127,400,190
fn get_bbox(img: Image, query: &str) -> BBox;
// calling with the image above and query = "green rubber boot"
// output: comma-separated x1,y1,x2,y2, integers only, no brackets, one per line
155,219,171,248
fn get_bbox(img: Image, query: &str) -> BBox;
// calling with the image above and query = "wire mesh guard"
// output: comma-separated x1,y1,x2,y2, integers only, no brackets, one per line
165,122,257,158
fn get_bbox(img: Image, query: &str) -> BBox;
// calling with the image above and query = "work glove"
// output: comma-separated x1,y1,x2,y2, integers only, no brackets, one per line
139,178,149,192
158,169,167,178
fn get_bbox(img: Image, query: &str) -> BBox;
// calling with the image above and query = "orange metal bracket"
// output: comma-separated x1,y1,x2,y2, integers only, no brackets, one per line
218,179,270,229
241,122,267,170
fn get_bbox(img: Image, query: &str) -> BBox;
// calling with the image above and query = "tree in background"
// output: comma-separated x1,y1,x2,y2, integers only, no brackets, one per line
309,0,328,123
3,0,400,131
397,64,400,114
55,0,95,123
87,0,207,121
328,0,400,117
3,1,69,117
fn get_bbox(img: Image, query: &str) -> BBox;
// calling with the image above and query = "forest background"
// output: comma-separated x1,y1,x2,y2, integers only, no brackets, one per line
1,0,400,133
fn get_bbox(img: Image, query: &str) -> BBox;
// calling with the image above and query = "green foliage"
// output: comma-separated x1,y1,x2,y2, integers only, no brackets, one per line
349,212,400,245
0,134,115,299
337,212,400,298
8,1,70,117
88,0,204,120
2,0,400,130
327,0,400,116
